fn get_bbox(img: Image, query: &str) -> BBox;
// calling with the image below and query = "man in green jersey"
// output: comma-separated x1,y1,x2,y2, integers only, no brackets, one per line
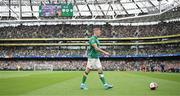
80,28,113,90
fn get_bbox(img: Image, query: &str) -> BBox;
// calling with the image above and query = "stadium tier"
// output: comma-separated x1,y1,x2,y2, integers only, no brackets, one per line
0,21,179,72
0,21,180,38
0,21,179,59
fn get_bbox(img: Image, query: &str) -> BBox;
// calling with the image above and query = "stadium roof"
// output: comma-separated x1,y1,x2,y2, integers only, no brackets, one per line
0,0,180,24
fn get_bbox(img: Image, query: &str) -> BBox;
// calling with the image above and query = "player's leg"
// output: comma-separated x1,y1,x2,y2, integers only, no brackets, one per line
80,60,92,90
98,68,106,85
80,67,90,90
98,68,113,90
96,59,106,85
81,67,90,84
96,59,113,90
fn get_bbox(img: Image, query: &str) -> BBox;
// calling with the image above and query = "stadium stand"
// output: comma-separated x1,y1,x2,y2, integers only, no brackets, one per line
0,0,179,72
0,59,179,72
0,21,179,72
0,21,180,38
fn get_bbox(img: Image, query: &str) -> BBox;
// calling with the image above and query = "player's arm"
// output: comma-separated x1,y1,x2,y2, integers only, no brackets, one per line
92,44,110,56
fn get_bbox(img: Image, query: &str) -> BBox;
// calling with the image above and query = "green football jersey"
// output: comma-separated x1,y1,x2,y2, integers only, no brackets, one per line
87,36,100,58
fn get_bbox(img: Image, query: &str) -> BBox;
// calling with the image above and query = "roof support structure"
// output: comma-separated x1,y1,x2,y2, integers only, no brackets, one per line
132,0,144,13
19,0,22,19
105,1,111,17
29,0,34,17
8,0,11,17
175,0,180,5
1,0,19,19
147,0,159,11
92,1,100,18
74,0,81,17
85,0,93,17
117,0,128,15
0,0,179,22
158,0,162,13
95,0,105,17
109,0,117,18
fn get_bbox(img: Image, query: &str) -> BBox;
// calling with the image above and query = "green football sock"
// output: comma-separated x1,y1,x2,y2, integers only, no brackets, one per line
81,72,88,84
81,75,87,84
99,73,106,84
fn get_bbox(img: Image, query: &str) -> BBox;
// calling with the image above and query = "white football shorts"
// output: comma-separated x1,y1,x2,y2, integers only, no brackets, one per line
86,58,102,69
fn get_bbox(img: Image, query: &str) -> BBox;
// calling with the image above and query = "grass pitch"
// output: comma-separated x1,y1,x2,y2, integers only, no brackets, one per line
0,71,180,96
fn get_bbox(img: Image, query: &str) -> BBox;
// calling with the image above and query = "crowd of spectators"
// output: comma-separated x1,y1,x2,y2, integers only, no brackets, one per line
0,21,180,38
0,43,179,57
12,49,85,57
113,44,180,56
113,21,180,37
0,21,179,57
0,59,179,72
0,21,179,72
0,44,180,57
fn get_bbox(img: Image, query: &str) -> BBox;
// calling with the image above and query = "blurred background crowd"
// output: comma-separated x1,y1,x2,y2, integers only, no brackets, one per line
0,59,179,72
0,44,179,58
0,21,180,38
0,21,179,72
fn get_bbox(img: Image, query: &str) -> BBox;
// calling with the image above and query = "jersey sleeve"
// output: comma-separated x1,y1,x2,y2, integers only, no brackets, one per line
89,37,96,45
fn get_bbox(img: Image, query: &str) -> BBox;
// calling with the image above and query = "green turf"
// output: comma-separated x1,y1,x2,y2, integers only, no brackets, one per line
0,71,180,96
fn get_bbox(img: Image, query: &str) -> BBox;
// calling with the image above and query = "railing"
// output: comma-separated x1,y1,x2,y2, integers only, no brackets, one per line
0,40,179,46
0,34,180,46
0,34,180,41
